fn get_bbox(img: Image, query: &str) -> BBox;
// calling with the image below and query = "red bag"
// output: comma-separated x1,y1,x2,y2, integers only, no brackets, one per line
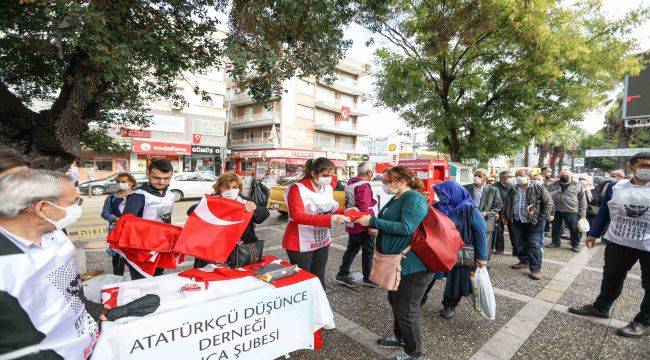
411,206,464,272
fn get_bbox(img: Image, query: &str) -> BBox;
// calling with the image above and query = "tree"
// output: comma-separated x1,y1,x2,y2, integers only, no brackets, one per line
365,0,646,162
0,0,385,169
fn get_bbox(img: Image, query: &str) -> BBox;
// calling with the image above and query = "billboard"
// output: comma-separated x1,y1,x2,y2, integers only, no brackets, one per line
622,54,650,125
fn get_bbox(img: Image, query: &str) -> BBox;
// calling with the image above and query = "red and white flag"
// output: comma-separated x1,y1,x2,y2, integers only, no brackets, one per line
173,195,253,263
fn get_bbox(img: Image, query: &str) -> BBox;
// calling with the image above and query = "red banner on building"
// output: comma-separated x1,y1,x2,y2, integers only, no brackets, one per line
120,128,151,138
192,134,202,144
340,106,351,121
132,140,191,155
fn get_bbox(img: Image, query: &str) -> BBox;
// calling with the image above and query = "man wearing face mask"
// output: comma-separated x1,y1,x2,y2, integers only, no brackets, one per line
569,152,650,337
545,170,587,252
504,169,554,280
464,169,502,261
0,170,103,359
122,159,176,279
494,171,514,256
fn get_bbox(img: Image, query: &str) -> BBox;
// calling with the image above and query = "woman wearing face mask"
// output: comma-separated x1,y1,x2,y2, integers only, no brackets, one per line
188,173,269,268
420,181,487,319
356,166,430,360
283,157,350,290
101,172,137,275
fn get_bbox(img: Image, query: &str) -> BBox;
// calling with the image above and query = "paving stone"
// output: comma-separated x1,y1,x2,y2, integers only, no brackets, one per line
586,244,642,276
513,310,649,360
535,288,564,303
277,328,380,360
544,279,571,292
488,255,563,298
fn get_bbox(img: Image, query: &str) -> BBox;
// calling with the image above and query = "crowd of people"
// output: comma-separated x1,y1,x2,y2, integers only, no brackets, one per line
1,150,649,360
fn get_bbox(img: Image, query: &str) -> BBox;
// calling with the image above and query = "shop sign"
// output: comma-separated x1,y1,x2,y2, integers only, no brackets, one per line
233,150,265,158
120,128,151,138
191,145,220,155
327,152,347,160
148,114,186,133
193,118,225,136
265,149,293,158
291,150,326,159
133,140,191,155
347,153,369,161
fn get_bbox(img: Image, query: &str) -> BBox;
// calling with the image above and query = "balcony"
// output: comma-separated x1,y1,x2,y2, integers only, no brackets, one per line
314,99,368,117
336,58,369,76
314,142,359,153
229,137,278,150
229,111,280,129
228,92,278,106
319,75,363,96
314,120,368,136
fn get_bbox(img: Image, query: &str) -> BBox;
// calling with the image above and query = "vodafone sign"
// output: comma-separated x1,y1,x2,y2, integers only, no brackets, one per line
133,140,191,155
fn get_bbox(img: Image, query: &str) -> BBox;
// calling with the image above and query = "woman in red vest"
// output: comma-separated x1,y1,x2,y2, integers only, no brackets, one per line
283,157,351,289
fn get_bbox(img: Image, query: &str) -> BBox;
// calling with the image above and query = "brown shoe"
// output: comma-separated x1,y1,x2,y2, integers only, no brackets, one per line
529,272,542,280
510,261,527,270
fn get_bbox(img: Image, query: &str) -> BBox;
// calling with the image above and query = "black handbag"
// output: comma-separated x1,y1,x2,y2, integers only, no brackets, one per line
228,240,264,268
456,246,475,267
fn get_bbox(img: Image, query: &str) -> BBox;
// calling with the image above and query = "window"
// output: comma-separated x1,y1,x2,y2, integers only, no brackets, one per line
316,86,336,103
94,159,113,171
297,79,314,95
200,94,224,108
244,131,253,140
316,133,335,147
296,105,314,119
339,94,355,106
316,110,335,125
339,136,354,145
244,107,253,117
262,130,271,140
194,119,225,136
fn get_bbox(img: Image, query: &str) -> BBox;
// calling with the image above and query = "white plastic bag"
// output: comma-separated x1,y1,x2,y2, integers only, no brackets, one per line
470,267,496,320
578,218,590,233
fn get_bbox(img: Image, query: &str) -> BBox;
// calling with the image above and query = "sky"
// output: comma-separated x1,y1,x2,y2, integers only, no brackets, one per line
347,0,650,137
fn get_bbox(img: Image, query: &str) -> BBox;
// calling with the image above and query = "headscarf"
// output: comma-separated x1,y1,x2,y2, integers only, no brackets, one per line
433,180,476,217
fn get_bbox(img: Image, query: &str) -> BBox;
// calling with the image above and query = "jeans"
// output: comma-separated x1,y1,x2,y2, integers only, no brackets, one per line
594,242,650,326
337,232,375,280
512,220,545,273
388,271,434,357
287,246,330,290
552,211,581,247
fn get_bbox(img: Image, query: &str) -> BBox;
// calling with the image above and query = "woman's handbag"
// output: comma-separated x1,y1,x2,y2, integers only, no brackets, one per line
456,246,475,267
369,246,411,291
227,240,264,268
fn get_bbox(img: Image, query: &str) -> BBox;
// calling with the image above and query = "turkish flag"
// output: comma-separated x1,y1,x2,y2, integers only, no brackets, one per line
193,134,202,144
173,195,253,263
340,106,350,121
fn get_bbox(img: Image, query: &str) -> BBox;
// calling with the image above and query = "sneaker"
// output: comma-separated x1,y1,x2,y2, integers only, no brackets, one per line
393,352,424,360
529,272,542,280
362,279,381,288
616,321,650,338
545,243,560,248
335,275,359,288
571,245,581,252
376,336,405,348
510,261,527,270
439,307,456,319
568,304,610,319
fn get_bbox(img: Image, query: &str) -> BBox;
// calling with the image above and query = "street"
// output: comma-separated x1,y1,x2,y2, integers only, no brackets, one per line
72,195,649,360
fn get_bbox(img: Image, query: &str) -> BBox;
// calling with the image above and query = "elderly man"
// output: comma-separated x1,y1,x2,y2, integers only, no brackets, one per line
336,161,379,288
505,169,554,280
464,169,502,261
493,171,514,255
0,170,102,359
546,170,587,252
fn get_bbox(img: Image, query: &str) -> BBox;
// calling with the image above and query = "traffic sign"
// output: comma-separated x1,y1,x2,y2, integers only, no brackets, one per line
625,118,650,128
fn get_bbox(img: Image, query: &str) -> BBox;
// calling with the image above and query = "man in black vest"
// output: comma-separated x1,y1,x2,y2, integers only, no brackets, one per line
464,169,503,261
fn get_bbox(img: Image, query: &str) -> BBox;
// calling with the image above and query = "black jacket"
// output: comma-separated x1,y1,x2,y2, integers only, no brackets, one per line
187,195,269,244
504,184,554,225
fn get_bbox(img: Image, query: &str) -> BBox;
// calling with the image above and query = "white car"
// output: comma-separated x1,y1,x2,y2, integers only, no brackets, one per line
168,172,217,201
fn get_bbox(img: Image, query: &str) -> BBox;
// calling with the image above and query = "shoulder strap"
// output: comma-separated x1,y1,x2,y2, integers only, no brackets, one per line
400,245,412,255
0,231,24,256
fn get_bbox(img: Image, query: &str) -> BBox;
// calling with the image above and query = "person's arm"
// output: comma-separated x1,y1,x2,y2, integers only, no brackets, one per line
286,185,332,227
122,193,145,217
369,193,428,236
491,188,503,217
100,195,117,222
539,187,554,219
470,208,488,261
587,183,613,238
578,186,587,218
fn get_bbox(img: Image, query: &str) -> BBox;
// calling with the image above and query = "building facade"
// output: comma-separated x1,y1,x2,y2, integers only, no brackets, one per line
227,58,370,181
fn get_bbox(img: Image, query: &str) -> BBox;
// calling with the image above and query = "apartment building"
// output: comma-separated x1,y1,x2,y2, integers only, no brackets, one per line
227,57,370,180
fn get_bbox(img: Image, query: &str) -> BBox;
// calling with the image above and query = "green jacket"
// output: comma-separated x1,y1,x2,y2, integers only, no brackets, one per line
369,189,429,276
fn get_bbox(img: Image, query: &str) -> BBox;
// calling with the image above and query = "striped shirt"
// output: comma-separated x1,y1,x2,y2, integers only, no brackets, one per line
514,186,529,223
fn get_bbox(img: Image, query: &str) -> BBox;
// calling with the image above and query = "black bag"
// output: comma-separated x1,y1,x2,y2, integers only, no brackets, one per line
251,179,270,207
228,240,264,268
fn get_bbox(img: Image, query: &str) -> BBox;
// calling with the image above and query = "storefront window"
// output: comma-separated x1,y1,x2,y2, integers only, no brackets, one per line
94,159,113,171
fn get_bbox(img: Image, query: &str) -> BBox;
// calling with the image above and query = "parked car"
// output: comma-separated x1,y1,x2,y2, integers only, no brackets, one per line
79,172,148,195
168,172,218,201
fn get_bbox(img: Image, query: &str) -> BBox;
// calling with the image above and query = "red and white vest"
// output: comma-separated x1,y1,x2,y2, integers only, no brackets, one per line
285,182,339,252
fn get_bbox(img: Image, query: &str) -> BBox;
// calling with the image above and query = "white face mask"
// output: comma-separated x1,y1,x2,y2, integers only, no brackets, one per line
118,182,131,190
221,188,240,200
508,178,517,186
516,176,529,185
635,168,650,181
317,176,332,187
531,179,543,186
43,202,83,231
473,176,484,185
382,183,398,195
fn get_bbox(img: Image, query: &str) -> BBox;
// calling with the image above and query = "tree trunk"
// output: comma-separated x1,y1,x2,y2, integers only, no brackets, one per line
523,145,530,168
443,128,461,162
537,145,546,168
557,148,565,173
549,146,559,176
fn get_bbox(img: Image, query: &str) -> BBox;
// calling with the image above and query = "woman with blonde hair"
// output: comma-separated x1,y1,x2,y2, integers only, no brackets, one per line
188,172,269,268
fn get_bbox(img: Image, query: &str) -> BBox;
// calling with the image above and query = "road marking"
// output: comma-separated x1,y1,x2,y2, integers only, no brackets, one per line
470,247,601,360
542,257,641,281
